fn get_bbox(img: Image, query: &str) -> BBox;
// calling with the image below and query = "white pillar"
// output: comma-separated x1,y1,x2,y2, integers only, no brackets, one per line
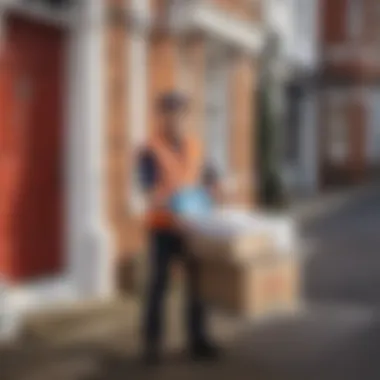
67,0,113,298
128,0,149,215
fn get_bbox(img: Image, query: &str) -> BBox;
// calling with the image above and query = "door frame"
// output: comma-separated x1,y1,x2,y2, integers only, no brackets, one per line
0,1,113,335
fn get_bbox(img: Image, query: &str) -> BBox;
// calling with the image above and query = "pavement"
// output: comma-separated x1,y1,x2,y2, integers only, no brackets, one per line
2,183,380,380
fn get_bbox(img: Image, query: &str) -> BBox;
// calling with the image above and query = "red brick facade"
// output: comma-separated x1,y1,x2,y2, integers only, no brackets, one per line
320,0,380,187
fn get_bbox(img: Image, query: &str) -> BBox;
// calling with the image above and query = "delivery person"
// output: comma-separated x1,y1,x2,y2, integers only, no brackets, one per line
138,91,220,365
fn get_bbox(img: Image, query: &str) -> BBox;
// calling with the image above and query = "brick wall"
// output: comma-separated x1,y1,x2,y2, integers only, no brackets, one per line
321,0,380,79
106,1,129,255
148,34,179,134
320,0,380,187
229,54,257,206
210,0,261,22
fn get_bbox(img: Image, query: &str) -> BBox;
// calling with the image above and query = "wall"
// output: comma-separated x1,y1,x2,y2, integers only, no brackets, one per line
209,0,262,22
265,0,320,195
321,0,380,80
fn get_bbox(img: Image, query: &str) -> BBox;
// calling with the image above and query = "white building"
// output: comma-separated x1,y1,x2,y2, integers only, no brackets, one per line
263,0,320,196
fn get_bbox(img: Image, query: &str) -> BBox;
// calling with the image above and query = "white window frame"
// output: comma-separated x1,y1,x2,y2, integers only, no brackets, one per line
128,0,150,215
204,40,231,177
327,92,349,165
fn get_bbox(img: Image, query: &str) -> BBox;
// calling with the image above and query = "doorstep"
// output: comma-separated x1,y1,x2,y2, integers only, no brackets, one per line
20,297,138,346
0,276,78,341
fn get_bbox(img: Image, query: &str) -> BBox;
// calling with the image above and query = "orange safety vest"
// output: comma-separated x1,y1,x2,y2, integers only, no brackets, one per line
143,132,203,229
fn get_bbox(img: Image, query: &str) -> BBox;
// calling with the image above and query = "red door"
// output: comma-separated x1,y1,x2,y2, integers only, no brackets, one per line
0,16,64,282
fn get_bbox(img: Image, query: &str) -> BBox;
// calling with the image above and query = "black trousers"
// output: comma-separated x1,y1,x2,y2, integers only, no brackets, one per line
143,229,207,350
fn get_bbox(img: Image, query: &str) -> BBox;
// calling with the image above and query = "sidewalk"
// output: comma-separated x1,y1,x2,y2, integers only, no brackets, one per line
2,298,378,380
288,182,380,222
2,183,380,379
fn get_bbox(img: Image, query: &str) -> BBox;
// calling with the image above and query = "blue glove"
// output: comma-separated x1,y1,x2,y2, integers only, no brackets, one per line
169,187,213,218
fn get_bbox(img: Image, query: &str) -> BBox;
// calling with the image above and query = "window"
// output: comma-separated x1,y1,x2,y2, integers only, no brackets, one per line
346,0,363,41
204,41,230,176
327,95,349,164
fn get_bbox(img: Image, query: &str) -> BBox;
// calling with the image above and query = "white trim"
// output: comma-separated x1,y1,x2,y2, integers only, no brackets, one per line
193,4,263,54
67,0,113,299
204,40,231,176
169,1,263,54
128,0,149,215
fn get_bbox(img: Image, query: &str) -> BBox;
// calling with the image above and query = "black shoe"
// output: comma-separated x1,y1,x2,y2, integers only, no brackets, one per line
190,341,221,361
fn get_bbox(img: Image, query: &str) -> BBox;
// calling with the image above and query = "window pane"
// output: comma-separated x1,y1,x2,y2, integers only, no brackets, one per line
328,99,348,164
346,0,362,40
204,41,230,175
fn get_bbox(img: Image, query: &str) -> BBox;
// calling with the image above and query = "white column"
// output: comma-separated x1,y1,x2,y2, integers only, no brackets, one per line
67,0,113,298
128,0,149,215
204,40,230,176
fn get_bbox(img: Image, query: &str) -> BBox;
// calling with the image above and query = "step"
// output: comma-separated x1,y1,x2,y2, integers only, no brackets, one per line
20,297,139,345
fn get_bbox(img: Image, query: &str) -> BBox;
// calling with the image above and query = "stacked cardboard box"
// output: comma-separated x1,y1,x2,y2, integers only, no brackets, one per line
197,253,300,318
186,212,301,318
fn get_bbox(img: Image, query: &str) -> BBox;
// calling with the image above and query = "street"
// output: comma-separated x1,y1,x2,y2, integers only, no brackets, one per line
2,184,380,380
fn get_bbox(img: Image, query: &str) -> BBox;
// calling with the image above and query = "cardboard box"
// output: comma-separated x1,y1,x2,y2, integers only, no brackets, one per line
184,209,298,261
187,231,276,262
198,253,300,318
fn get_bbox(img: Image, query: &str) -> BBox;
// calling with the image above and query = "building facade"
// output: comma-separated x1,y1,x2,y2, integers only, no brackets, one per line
262,0,320,197
272,0,380,196
319,0,380,187
0,0,263,337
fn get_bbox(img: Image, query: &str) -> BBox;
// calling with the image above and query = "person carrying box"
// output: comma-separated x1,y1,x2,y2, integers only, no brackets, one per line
138,91,220,365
